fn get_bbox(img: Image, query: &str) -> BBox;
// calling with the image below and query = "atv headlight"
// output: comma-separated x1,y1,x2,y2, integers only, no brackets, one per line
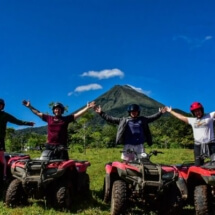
162,171,175,180
45,168,58,176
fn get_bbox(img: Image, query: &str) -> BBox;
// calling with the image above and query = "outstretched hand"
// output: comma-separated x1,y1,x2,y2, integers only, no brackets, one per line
165,106,172,113
22,100,30,107
159,107,167,113
94,105,102,114
87,101,96,109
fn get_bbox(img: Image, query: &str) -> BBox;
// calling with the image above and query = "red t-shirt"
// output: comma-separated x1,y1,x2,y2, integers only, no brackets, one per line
42,114,74,146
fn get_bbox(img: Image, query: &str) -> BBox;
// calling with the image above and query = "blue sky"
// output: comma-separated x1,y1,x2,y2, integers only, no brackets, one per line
1,0,215,129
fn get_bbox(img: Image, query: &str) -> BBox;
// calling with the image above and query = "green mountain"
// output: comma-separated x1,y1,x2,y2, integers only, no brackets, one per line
94,84,164,116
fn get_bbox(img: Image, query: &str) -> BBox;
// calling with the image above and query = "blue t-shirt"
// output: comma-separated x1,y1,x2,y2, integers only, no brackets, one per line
124,118,145,145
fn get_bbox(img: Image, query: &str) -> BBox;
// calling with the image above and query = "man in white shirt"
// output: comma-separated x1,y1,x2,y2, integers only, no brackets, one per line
166,102,215,166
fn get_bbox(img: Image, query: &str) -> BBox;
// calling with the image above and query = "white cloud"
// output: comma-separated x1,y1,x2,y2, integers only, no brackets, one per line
205,36,213,41
173,35,213,49
68,83,102,96
127,84,151,96
81,68,124,80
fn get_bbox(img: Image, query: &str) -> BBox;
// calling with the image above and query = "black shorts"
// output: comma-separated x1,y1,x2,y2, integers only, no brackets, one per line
45,143,69,160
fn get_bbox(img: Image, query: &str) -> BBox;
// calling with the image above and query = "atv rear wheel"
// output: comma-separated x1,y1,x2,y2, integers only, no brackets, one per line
5,179,28,207
110,180,127,215
56,185,72,210
194,185,211,215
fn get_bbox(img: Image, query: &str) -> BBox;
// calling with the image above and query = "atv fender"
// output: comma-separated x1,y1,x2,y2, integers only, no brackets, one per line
104,163,116,200
105,162,114,174
104,173,111,199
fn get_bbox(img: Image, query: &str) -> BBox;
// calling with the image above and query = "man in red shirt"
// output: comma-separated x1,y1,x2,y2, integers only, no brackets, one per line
23,100,95,159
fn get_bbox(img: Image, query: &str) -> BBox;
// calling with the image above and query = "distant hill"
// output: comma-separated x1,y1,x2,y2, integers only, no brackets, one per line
15,125,47,136
15,84,188,135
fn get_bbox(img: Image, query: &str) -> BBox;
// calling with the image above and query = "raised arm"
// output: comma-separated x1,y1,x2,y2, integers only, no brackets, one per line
7,113,34,126
23,100,43,118
166,106,188,123
94,105,121,124
74,101,96,120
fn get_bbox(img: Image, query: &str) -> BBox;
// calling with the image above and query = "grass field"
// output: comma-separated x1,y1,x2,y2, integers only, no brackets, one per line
0,147,196,215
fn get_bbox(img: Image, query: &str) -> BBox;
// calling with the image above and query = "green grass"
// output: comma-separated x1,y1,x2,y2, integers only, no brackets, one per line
0,147,195,215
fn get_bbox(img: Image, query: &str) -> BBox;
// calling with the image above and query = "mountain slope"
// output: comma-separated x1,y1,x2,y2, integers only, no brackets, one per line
94,85,165,117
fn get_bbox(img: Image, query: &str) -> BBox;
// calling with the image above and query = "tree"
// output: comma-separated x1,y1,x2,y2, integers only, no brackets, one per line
68,112,94,153
101,124,117,147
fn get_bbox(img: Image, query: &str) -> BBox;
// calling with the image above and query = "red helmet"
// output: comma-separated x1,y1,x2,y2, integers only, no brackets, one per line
190,102,204,115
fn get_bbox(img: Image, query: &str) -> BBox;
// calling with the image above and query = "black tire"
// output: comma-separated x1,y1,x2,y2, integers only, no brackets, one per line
56,185,72,210
110,180,127,215
5,179,28,207
194,185,211,215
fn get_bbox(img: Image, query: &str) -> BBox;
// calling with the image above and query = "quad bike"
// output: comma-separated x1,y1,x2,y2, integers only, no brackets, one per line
5,145,91,210
0,152,30,192
176,140,215,215
103,149,187,215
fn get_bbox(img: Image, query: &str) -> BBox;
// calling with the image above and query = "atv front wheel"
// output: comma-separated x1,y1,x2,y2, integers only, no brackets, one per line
194,185,211,215
110,180,127,215
56,185,72,210
5,179,28,207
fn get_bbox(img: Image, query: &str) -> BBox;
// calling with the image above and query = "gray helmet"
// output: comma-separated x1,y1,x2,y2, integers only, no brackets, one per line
52,102,65,114
0,99,5,110
127,104,140,116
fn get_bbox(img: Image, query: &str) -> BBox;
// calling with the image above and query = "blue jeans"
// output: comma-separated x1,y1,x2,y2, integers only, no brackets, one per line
194,143,215,166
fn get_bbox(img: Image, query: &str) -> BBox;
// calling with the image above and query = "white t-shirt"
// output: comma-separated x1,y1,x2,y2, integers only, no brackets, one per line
187,112,215,145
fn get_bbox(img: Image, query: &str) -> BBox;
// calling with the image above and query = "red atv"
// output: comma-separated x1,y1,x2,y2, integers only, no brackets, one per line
5,145,90,210
176,140,215,215
0,152,30,191
103,149,187,215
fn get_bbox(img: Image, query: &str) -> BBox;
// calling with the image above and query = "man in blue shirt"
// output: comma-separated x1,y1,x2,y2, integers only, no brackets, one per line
94,104,166,161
